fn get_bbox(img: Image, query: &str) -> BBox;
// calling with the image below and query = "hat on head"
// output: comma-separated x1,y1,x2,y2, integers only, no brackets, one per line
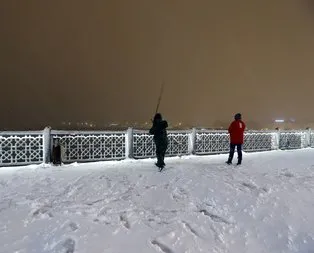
154,113,162,121
234,113,242,120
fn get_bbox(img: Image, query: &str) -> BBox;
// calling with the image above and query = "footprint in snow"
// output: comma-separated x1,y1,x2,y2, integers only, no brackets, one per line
53,238,76,253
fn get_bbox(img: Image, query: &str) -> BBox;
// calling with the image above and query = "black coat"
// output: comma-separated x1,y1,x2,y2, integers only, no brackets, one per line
52,145,61,165
149,120,168,145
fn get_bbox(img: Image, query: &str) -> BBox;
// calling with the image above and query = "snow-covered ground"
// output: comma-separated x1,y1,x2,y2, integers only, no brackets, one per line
1,149,314,253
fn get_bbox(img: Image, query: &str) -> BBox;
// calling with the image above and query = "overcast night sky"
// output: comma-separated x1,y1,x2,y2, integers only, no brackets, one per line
0,0,314,130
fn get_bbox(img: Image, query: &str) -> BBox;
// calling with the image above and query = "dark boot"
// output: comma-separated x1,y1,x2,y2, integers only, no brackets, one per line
155,162,164,168
226,159,232,165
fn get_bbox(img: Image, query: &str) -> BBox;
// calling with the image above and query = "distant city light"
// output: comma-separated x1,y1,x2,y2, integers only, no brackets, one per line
274,119,285,123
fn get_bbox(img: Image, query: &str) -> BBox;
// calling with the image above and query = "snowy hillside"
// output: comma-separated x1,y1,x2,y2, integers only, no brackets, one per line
1,149,314,253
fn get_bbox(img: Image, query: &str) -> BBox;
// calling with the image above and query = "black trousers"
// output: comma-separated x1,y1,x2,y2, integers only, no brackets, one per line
228,143,242,163
155,140,168,166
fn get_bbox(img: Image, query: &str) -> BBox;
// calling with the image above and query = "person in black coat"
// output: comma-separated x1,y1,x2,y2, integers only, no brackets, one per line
149,113,168,169
52,139,62,165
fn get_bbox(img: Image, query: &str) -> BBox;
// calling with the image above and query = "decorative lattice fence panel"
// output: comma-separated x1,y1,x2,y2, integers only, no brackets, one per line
51,131,126,162
279,131,307,150
0,131,43,166
132,130,190,158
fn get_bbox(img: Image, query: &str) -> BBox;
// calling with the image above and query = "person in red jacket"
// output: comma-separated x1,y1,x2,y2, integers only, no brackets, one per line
226,113,246,165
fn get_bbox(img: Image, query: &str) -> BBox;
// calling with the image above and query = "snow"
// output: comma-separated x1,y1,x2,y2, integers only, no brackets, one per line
1,149,314,253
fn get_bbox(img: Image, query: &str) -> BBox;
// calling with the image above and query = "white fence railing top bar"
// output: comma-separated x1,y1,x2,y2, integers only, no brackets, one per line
0,130,44,135
0,127,313,167
51,130,127,135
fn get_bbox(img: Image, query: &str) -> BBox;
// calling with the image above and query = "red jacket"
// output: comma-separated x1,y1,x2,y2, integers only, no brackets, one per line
228,120,246,144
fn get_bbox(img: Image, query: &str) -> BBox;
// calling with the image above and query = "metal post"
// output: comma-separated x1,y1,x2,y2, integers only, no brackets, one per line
188,128,197,155
125,128,134,159
43,126,51,163
271,129,280,150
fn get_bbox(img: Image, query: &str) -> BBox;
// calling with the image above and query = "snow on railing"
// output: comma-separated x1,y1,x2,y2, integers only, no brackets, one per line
0,127,313,166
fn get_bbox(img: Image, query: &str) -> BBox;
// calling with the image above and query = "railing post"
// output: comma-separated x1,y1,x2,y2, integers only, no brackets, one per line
271,129,280,150
188,128,197,155
305,128,311,148
43,126,51,164
125,127,133,159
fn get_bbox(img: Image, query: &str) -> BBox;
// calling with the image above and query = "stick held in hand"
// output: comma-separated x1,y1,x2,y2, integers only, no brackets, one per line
155,80,165,115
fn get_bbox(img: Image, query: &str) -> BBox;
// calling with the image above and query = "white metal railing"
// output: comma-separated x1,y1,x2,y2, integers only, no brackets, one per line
50,130,126,163
0,130,45,165
0,127,312,166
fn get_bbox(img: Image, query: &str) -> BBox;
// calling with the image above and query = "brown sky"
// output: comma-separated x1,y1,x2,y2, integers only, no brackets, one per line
0,0,314,130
